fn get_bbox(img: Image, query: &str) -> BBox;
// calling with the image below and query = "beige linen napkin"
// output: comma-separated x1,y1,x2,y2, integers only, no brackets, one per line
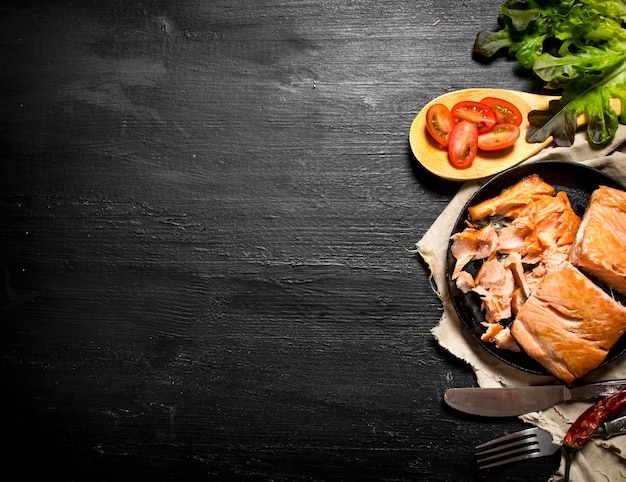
417,124,626,481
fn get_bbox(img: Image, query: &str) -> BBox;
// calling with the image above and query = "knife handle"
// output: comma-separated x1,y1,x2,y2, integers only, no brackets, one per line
598,414,626,438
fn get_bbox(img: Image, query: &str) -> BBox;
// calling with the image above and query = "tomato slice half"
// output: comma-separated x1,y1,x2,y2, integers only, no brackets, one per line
480,97,523,126
451,101,496,134
477,123,521,151
448,121,478,169
425,103,454,147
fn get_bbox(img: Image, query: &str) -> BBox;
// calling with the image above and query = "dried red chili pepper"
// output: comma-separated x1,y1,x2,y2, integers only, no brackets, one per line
561,389,626,481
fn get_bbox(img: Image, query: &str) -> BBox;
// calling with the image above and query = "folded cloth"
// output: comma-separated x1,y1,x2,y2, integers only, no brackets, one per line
416,124,626,481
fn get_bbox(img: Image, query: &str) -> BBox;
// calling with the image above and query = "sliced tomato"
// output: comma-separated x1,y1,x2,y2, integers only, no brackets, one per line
425,103,454,147
477,123,521,151
448,121,478,169
480,97,523,126
451,101,496,134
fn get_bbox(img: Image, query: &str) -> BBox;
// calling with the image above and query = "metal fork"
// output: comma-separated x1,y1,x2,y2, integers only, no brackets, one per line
476,414,626,470
476,426,558,469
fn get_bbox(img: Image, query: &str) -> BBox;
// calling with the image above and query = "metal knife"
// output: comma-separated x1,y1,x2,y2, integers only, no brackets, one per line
444,379,626,417
597,414,626,438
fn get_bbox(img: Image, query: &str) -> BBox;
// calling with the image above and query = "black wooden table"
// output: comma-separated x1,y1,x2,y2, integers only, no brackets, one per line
1,1,561,480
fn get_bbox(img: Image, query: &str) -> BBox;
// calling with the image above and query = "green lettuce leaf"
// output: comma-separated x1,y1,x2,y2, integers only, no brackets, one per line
473,0,626,147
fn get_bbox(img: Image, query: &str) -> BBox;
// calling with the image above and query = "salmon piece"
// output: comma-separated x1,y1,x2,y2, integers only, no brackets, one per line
519,191,581,264
480,323,521,352
473,257,515,323
455,271,475,293
504,252,529,298
511,261,626,383
570,185,626,295
496,219,532,253
480,323,522,353
510,287,527,315
480,322,503,342
493,327,521,352
524,244,572,288
524,262,556,295
450,223,498,279
468,174,555,221
535,194,580,247
450,229,478,280
475,223,498,259
450,230,477,280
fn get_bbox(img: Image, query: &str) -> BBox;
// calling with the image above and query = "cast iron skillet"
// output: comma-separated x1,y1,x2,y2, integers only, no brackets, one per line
446,160,626,376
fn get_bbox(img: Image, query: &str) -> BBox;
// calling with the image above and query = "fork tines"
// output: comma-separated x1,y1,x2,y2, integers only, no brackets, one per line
475,427,558,470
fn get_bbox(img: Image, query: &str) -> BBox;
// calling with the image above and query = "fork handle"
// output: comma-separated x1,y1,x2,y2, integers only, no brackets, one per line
598,414,626,439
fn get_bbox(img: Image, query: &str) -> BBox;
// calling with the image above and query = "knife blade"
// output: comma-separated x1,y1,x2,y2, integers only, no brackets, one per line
444,379,626,417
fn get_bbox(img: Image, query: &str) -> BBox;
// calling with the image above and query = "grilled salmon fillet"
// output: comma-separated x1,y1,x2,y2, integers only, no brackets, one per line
468,174,555,221
570,185,626,296
511,261,626,383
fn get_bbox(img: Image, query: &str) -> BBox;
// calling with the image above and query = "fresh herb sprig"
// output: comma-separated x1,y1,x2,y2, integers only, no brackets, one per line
474,0,626,148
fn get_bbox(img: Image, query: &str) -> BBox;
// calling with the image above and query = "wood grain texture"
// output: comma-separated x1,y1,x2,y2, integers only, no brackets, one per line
1,1,560,480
